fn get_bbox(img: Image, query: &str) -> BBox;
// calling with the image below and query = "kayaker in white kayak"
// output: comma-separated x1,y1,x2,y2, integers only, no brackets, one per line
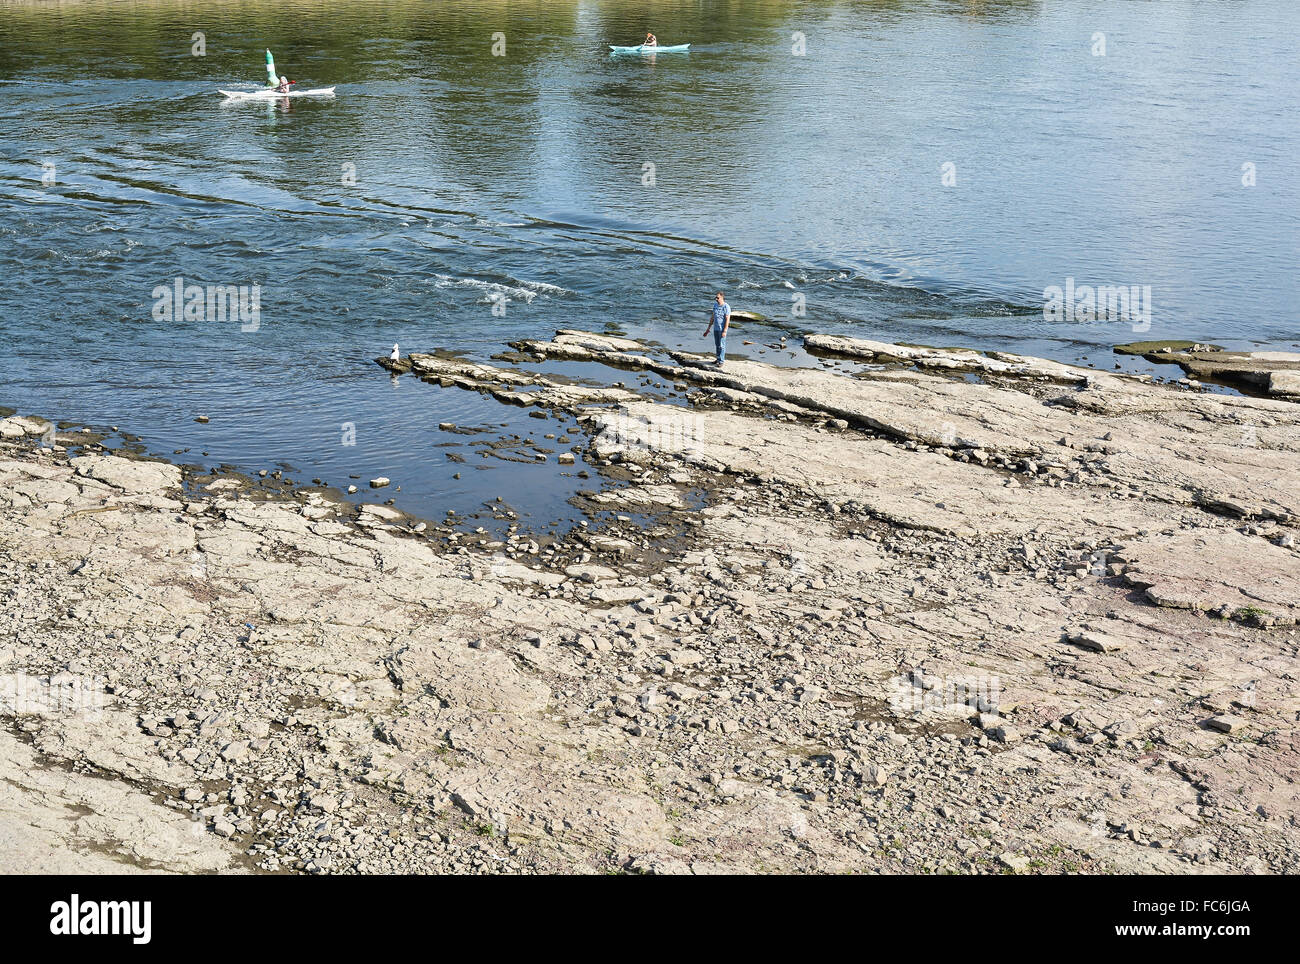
263,49,294,92
644,33,657,47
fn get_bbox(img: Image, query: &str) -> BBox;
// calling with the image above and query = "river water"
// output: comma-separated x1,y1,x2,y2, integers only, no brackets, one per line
2,0,1297,524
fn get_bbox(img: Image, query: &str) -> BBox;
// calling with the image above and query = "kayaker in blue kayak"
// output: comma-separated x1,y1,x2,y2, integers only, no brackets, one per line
703,291,730,367
644,33,657,47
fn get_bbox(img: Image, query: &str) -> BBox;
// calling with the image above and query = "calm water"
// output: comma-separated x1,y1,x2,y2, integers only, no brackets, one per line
2,0,1298,523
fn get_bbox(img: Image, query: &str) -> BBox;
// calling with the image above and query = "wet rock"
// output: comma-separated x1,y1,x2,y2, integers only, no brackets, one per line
0,415,53,438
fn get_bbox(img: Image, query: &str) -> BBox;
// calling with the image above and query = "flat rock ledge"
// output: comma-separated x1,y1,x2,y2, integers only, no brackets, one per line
2,330,1297,875
1117,344,1300,400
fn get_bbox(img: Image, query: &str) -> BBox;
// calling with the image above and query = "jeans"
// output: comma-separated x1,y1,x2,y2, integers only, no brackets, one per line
713,328,726,364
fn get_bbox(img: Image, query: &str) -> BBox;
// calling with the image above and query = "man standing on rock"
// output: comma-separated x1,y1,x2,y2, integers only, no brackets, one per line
704,291,731,367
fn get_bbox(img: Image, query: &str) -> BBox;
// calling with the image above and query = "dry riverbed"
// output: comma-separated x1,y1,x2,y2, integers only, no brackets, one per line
2,331,1298,874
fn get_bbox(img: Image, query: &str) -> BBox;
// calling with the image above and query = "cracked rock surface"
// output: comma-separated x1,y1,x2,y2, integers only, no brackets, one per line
2,332,1297,874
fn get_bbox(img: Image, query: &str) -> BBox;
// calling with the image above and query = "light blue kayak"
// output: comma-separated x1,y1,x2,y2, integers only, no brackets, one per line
610,43,690,54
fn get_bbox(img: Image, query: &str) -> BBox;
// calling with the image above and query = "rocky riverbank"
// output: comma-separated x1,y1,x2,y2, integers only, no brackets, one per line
2,331,1298,874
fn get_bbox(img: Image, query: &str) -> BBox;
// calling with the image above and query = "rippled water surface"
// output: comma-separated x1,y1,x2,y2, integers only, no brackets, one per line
2,0,1298,521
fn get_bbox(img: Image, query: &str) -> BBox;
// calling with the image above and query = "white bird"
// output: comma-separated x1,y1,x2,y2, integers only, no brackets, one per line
389,343,400,361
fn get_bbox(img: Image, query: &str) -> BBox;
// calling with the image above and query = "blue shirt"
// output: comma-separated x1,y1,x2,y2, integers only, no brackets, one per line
711,302,730,329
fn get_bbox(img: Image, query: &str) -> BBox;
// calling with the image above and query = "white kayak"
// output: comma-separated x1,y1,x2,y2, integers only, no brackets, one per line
610,44,690,54
219,86,336,100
